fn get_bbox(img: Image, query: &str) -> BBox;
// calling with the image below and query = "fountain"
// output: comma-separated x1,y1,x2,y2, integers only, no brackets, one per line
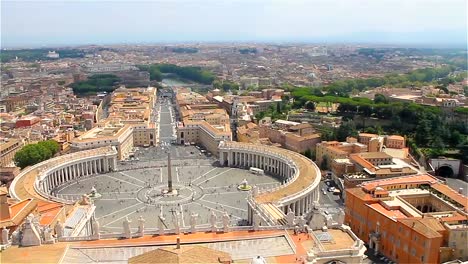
237,178,252,191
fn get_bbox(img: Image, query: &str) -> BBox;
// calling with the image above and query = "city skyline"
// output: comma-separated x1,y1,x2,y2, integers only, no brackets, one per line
2,0,467,48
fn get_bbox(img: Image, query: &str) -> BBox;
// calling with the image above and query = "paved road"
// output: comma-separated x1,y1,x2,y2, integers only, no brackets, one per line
156,99,176,146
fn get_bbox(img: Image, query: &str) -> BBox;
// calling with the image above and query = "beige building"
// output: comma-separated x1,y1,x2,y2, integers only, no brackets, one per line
70,122,134,160
0,139,24,167
106,86,157,147
175,94,232,155
258,123,321,154
315,139,367,167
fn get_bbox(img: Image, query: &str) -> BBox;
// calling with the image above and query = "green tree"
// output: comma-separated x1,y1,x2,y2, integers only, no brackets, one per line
336,121,358,141
303,149,312,159
321,155,329,170
374,94,388,104
14,140,60,169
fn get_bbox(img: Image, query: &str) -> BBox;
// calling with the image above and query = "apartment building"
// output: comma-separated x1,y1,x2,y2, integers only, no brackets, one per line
0,139,24,167
344,152,419,187
175,93,232,155
345,175,468,263
315,138,367,167
258,121,321,154
70,122,134,160
106,86,157,147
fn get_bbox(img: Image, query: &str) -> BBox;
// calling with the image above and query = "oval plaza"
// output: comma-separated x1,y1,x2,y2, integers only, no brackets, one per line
10,139,321,229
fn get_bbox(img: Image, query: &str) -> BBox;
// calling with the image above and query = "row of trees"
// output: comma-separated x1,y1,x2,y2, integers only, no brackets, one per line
138,64,215,84
212,80,240,92
1,48,85,63
70,74,121,95
291,66,457,97
14,140,60,169
171,47,198,53
254,102,291,121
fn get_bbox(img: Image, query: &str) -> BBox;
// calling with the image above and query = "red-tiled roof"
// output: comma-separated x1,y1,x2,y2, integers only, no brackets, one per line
431,183,468,210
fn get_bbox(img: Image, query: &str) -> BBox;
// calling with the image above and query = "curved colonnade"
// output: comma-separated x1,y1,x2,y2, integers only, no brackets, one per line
10,146,118,204
10,141,320,228
218,141,321,226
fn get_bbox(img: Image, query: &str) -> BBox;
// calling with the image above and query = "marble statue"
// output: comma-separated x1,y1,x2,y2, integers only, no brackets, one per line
309,211,326,230
20,215,42,246
42,226,55,244
1,227,9,245
209,210,217,232
79,194,91,205
252,185,259,196
253,213,260,231
11,230,20,245
158,216,165,236
123,217,132,239
325,214,334,227
222,211,230,233
173,212,180,235
92,218,100,239
337,209,345,225
286,209,295,227
90,186,97,195
55,221,64,239
190,212,198,234
138,216,145,237
297,216,307,232
241,179,248,188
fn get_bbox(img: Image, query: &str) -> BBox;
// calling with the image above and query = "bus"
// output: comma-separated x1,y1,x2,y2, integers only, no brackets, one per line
249,167,264,175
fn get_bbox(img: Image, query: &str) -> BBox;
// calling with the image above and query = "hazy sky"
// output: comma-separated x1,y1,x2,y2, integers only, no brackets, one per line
1,0,467,48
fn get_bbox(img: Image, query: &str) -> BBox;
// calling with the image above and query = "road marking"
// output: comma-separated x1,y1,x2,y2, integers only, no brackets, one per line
176,168,180,182
180,204,185,227
256,182,280,186
118,172,146,184
160,169,163,183
203,190,242,195
103,205,147,227
98,198,138,201
97,202,143,220
191,168,218,183
200,198,247,212
103,175,143,188
193,202,243,219
199,168,234,184
99,191,135,195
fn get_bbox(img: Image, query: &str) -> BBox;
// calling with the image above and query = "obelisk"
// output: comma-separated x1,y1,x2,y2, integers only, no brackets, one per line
167,152,173,192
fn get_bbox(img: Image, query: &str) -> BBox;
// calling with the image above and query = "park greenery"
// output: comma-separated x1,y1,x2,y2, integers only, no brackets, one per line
171,47,199,53
14,140,60,169
0,48,85,62
239,48,258,54
212,80,240,92
70,74,121,95
137,64,215,84
288,66,468,160
255,102,291,122
291,66,460,98
357,48,468,70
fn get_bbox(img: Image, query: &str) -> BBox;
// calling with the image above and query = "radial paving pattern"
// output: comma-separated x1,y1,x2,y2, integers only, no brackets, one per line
55,155,281,233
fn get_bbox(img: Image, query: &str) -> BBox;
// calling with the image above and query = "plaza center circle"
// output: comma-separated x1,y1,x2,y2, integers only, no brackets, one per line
54,146,282,233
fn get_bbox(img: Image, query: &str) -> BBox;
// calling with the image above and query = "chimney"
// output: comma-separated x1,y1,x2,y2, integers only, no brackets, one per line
459,188,463,194
176,236,180,249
